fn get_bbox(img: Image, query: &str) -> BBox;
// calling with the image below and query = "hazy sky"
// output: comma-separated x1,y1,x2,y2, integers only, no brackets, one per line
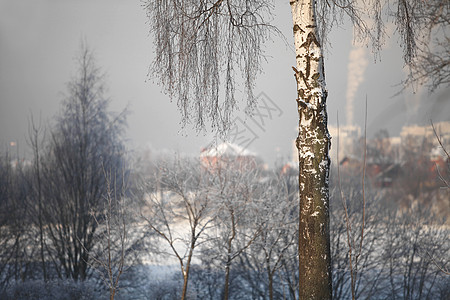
1,0,448,164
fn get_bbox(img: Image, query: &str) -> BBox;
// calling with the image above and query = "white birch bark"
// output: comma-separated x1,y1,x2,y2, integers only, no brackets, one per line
289,0,332,298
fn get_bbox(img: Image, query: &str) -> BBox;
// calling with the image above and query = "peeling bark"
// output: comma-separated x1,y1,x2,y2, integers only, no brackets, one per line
290,0,332,299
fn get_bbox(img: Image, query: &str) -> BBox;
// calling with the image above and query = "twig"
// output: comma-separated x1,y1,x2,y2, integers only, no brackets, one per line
336,111,356,300
427,251,450,276
431,120,450,160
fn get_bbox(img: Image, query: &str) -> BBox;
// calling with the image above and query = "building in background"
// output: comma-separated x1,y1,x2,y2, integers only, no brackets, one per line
200,142,263,171
328,125,361,164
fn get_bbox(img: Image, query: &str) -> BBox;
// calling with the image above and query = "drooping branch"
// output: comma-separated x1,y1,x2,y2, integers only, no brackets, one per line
145,0,278,135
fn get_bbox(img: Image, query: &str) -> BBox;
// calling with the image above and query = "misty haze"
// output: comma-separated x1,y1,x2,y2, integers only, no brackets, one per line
0,1,449,299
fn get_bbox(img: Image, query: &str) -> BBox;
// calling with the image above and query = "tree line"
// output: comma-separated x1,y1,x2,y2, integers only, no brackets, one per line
0,45,449,299
0,45,132,299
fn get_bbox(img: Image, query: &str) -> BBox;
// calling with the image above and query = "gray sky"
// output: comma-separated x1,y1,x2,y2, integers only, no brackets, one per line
1,0,448,164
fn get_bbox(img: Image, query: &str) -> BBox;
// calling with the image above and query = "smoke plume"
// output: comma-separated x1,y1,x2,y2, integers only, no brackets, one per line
346,44,368,126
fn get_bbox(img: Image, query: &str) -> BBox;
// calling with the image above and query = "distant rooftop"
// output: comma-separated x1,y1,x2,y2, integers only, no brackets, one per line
200,142,257,158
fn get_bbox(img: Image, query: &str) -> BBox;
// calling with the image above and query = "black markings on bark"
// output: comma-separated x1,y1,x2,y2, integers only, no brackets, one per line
300,32,321,49
292,66,311,91
293,24,305,33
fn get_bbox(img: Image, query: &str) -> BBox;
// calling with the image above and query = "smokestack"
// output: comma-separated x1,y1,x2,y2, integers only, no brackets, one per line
346,43,368,126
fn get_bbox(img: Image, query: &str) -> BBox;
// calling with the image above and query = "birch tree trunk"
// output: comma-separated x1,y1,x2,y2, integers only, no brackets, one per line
289,0,332,298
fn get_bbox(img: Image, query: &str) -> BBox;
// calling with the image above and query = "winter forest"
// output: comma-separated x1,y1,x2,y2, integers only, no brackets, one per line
0,1,449,300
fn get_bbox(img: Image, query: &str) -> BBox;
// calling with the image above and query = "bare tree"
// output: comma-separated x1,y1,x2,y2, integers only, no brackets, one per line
141,158,216,300
0,149,35,287
27,115,47,281
0,151,23,288
42,43,127,281
200,162,264,300
254,172,298,300
195,166,298,300
0,152,12,290
330,185,387,300
380,202,449,300
82,167,134,300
